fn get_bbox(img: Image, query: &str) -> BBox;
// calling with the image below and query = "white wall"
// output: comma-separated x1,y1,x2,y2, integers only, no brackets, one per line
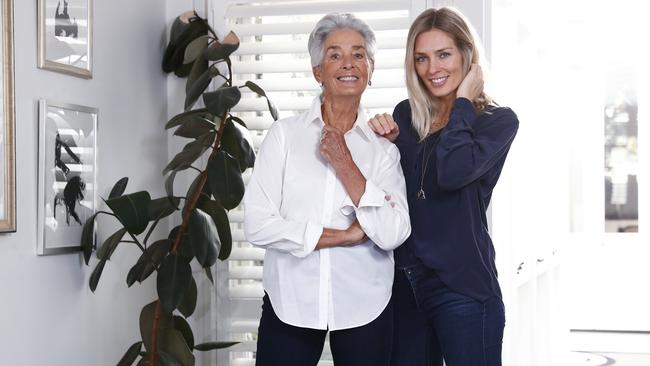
0,0,170,365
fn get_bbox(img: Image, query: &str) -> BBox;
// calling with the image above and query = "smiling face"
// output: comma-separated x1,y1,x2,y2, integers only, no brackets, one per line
313,28,373,100
414,28,465,103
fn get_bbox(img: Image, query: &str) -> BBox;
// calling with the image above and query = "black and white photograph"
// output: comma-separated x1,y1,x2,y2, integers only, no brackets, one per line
38,0,92,78
37,100,97,255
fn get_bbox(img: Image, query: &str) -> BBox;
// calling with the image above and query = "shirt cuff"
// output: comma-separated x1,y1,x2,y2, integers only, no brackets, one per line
290,221,323,258
452,98,478,127
340,180,386,215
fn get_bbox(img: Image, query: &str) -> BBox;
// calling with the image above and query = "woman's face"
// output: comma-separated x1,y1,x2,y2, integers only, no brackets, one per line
313,28,373,100
414,28,465,101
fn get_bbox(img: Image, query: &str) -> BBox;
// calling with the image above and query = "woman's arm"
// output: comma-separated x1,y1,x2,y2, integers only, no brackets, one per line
436,98,519,191
244,123,325,258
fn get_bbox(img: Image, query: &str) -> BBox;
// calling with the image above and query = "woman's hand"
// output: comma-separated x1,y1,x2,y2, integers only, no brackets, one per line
368,113,399,142
315,220,368,250
345,220,368,246
319,125,353,169
456,64,484,102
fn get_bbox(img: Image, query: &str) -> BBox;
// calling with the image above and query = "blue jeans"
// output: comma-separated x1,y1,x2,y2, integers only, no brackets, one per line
255,293,394,366
391,263,505,366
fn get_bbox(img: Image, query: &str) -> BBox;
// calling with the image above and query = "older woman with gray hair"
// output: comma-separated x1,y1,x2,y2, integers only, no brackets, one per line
244,12,411,366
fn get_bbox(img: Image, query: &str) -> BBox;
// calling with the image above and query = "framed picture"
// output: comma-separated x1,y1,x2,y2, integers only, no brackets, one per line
0,0,15,232
37,100,97,255
38,0,93,78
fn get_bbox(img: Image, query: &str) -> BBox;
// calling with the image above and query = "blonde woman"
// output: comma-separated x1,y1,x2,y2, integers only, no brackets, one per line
369,7,518,366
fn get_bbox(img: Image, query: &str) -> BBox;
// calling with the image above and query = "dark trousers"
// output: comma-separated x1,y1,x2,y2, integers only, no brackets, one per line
255,293,394,366
391,264,505,366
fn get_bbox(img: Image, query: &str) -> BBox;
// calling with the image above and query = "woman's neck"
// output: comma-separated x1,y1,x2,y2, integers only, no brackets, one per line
431,95,455,133
322,94,360,132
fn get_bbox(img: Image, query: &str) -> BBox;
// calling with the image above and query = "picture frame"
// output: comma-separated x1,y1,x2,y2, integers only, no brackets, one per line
37,0,93,78
37,100,97,255
0,0,15,233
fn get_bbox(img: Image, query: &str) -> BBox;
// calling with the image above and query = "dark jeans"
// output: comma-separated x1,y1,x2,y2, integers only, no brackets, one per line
391,263,505,366
256,294,394,366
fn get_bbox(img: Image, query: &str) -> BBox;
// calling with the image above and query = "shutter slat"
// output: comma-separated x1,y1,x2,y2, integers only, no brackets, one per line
226,0,405,18
233,93,406,112
235,75,405,92
236,36,406,55
232,57,402,74
229,17,410,37
230,266,264,280
229,247,265,261
230,283,265,298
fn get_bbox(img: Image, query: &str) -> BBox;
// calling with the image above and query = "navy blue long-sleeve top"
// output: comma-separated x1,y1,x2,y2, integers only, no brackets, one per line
393,97,519,301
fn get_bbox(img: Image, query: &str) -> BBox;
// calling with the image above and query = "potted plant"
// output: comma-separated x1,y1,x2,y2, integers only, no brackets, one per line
81,11,278,366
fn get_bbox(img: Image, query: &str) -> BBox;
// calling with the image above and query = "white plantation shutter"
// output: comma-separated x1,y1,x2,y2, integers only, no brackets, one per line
213,1,419,365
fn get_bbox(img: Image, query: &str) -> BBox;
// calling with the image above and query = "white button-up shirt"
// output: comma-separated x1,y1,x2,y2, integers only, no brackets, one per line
244,97,411,330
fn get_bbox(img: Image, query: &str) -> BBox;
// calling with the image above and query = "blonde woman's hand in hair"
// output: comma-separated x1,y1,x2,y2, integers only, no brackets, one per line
457,64,484,102
368,113,399,142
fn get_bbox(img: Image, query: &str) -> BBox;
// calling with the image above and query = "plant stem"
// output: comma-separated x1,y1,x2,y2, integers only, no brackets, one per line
171,98,230,255
148,300,162,365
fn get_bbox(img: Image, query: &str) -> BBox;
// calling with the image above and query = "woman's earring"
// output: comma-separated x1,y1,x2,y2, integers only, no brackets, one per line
319,81,324,87
368,80,372,86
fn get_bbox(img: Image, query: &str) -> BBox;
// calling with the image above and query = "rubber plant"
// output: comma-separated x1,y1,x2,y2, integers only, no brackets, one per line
80,11,278,366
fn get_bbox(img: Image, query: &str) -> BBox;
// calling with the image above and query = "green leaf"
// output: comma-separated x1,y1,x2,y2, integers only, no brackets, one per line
183,35,209,64
178,276,197,318
204,267,214,285
89,258,107,292
158,329,195,366
199,200,232,260
194,341,239,351
203,43,239,61
126,239,172,286
97,227,128,260
173,316,195,350
164,172,177,202
81,213,97,265
166,109,212,130
117,341,143,366
244,81,279,120
221,119,256,172
162,131,215,176
109,177,129,199
148,197,180,221
157,254,192,314
188,208,220,268
140,301,172,353
203,86,241,118
228,115,247,128
158,352,181,366
126,261,145,287
184,54,208,110
105,191,152,235
174,116,215,139
207,151,245,210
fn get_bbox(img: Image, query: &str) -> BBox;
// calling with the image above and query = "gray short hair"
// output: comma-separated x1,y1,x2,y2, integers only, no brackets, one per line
307,13,376,67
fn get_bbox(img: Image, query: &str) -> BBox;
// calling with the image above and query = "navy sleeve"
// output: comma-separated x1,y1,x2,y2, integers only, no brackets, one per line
436,98,519,191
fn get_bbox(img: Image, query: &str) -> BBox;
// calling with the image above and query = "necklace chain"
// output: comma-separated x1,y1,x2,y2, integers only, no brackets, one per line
417,137,435,200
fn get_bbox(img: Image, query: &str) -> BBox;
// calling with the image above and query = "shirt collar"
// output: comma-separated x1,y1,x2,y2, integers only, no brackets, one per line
305,96,374,141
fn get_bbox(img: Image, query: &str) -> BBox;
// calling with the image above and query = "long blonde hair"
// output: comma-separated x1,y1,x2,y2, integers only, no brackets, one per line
405,7,492,141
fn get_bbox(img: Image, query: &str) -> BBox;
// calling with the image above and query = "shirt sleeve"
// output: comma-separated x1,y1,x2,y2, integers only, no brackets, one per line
340,143,411,251
436,98,519,191
243,122,323,258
